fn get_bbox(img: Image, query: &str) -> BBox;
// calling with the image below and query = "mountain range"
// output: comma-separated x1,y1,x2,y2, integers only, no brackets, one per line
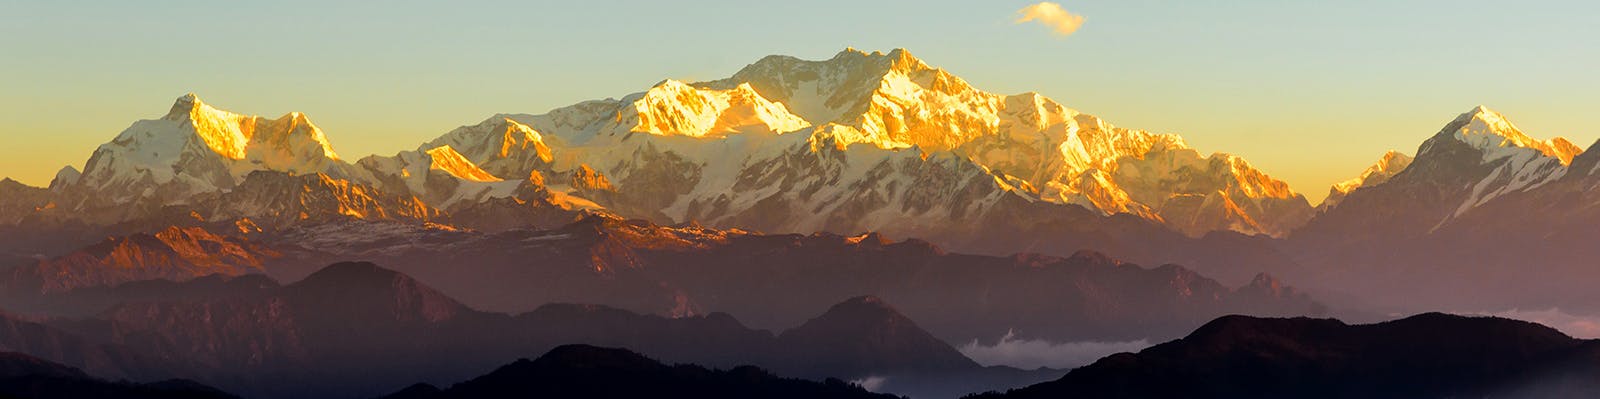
4,47,1600,398
0,261,1057,399
21,49,1322,241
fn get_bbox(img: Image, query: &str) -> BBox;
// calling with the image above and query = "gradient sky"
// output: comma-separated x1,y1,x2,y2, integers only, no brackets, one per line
3,0,1595,203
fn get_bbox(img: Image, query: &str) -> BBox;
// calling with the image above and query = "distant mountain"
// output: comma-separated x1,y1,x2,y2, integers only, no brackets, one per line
1317,150,1412,212
2,212,1325,346
13,49,1315,242
0,351,235,399
17,274,279,317
1300,106,1579,240
1281,106,1600,313
775,296,979,376
51,93,353,223
0,179,51,226
971,313,1600,399
45,261,1045,399
253,214,1326,343
373,345,898,399
0,307,184,382
492,48,1313,238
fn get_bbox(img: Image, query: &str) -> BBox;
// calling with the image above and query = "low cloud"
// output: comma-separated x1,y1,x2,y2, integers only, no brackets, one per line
959,330,1150,370
1478,308,1600,339
1015,2,1086,37
849,376,888,392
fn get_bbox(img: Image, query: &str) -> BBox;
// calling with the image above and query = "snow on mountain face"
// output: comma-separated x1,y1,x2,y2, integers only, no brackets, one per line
617,80,811,138
1442,106,1579,164
70,93,343,205
1319,151,1413,212
479,48,1312,237
48,50,1311,238
423,146,500,183
421,117,553,180
1419,106,1581,218
1298,106,1584,241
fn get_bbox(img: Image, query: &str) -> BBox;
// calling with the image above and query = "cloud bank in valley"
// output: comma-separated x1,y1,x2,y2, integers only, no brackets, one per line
1480,308,1600,339
959,330,1150,370
1015,2,1086,37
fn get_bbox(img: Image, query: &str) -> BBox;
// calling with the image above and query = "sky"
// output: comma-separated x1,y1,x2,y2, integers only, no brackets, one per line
2,0,1596,203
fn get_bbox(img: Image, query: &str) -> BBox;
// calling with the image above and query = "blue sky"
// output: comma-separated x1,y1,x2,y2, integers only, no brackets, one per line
3,0,1596,202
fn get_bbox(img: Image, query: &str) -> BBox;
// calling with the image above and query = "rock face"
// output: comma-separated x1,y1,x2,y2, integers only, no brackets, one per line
972,313,1600,399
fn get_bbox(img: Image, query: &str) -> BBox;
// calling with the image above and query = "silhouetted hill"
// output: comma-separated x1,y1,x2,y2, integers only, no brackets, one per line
970,313,1600,399
374,345,901,399
0,351,235,399
776,296,978,376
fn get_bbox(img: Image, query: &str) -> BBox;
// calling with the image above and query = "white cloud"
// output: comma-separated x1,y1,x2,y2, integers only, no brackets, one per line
959,330,1150,370
1478,308,1600,339
849,376,888,392
1015,2,1087,37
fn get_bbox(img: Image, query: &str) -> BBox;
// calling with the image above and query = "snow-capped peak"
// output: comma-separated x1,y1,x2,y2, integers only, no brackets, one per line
162,92,253,160
69,93,346,205
1439,105,1580,165
48,165,81,191
1320,150,1413,211
1410,106,1582,221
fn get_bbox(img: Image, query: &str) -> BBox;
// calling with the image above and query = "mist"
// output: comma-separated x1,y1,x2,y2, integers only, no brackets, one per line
958,330,1151,370
1478,308,1600,339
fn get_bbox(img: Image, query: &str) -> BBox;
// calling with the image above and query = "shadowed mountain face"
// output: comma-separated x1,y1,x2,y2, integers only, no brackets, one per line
0,351,235,399
374,345,900,399
19,262,1037,399
972,313,1600,399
